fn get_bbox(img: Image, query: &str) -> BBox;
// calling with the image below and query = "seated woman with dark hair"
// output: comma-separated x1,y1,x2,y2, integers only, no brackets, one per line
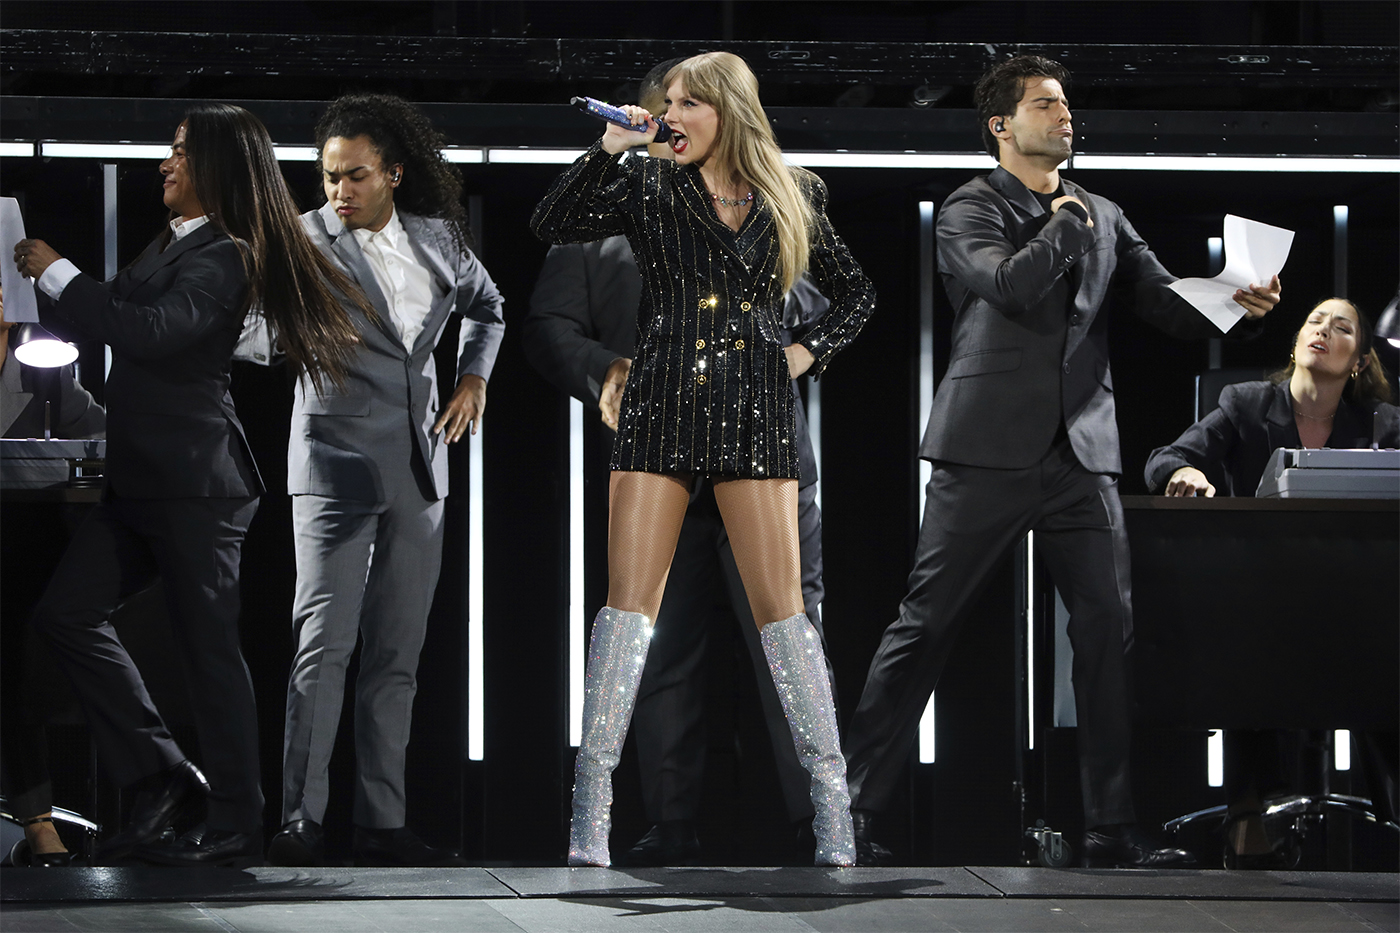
1145,297,1399,866
1146,297,1397,499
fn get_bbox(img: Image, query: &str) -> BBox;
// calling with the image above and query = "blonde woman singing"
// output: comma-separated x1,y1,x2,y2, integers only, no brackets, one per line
532,51,875,867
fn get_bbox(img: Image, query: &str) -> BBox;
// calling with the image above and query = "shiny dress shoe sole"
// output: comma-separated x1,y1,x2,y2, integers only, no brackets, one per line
267,820,325,867
135,829,264,868
97,761,209,861
1081,830,1197,869
616,824,701,867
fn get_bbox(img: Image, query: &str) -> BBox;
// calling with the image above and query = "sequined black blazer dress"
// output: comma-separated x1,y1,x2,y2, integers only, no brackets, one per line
531,141,875,479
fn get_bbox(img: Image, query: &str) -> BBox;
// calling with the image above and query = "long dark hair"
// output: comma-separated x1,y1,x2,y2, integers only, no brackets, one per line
314,93,470,254
180,102,363,392
1270,298,1395,406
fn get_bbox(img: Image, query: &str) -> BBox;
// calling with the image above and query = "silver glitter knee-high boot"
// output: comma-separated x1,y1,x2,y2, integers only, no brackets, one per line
761,613,856,867
568,607,652,867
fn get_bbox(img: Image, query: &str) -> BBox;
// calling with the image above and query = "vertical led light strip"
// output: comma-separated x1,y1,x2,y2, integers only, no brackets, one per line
916,201,937,764
1207,730,1224,787
1025,530,1035,751
1333,205,1349,297
1335,730,1351,771
103,164,118,381
807,377,822,511
568,398,585,746
467,426,485,761
1207,237,1224,370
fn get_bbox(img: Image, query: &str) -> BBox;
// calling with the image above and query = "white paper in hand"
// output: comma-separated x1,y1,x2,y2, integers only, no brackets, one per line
1,198,40,323
1168,214,1293,333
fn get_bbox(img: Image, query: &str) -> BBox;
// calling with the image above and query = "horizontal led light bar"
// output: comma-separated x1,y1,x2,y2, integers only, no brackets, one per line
483,148,589,164
39,142,172,159
13,143,1398,174
787,152,992,170
1073,154,1399,173
272,146,317,162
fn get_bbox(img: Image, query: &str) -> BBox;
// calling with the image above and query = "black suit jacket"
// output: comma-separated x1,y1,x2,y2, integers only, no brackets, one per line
523,235,826,488
926,166,1261,474
1144,379,1400,496
44,224,262,498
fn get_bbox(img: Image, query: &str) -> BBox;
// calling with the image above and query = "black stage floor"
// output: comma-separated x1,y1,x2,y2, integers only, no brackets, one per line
1,867,1397,932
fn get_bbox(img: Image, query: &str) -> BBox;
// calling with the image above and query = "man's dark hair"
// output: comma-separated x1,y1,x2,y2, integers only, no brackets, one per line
314,93,470,253
974,55,1072,161
640,57,686,111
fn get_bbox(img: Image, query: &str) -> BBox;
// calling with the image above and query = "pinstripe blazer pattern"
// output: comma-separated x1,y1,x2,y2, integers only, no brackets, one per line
531,141,873,479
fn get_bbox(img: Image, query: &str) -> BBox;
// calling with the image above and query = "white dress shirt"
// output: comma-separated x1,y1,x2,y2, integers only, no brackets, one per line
352,209,436,350
38,214,211,300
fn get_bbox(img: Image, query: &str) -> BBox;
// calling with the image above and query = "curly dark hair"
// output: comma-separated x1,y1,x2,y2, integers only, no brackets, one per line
314,93,470,253
974,55,1072,161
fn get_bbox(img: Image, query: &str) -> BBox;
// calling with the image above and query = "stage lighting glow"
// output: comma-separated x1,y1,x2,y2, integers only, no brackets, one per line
0,142,35,157
1208,730,1224,787
443,149,486,164
40,142,171,160
485,149,591,164
468,426,485,761
1073,154,1398,173
569,398,585,747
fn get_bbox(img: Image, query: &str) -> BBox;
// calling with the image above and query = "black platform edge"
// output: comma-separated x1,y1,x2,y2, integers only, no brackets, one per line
0,865,1394,904
966,867,1400,903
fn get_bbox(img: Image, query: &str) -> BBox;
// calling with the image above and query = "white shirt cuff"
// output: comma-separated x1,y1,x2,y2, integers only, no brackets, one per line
37,258,81,300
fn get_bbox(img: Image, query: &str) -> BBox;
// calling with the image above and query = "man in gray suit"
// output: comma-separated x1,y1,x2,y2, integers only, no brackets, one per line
843,56,1280,867
266,95,504,867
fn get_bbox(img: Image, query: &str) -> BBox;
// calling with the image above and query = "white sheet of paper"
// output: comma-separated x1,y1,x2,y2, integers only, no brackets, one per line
1168,214,1294,333
0,198,40,323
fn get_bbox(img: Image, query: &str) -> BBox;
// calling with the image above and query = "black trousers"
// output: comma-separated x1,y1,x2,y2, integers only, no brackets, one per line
30,494,263,832
845,436,1137,829
631,480,831,825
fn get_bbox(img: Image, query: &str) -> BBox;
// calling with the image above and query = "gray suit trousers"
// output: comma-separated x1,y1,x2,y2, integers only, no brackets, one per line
282,484,445,828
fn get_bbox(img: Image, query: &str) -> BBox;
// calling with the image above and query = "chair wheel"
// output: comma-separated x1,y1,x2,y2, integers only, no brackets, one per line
8,838,32,867
1036,833,1073,867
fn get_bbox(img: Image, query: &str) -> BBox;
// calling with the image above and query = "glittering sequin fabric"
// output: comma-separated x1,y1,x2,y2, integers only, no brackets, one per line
568,607,652,867
532,141,875,479
760,613,856,867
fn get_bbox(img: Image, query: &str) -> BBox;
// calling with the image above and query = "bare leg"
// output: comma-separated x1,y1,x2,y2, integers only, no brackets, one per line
713,478,854,866
569,471,691,867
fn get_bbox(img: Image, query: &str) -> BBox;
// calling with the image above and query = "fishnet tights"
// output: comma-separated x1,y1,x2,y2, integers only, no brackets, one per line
607,471,803,626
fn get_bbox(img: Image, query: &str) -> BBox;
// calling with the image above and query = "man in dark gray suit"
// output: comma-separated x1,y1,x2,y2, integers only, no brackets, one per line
522,64,835,865
843,56,1280,867
266,95,504,867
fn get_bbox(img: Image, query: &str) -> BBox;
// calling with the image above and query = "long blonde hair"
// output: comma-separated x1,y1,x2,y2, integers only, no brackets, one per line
665,51,814,292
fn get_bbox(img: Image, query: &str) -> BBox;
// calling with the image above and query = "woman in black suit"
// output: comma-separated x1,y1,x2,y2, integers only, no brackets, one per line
533,51,875,867
1146,297,1396,498
14,103,361,866
1145,297,1398,865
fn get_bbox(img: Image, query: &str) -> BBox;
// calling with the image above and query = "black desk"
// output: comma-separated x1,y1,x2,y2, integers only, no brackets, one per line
1121,496,1398,731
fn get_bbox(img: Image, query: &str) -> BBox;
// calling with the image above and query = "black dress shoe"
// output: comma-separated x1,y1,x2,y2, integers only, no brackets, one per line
135,824,264,867
98,760,209,861
267,819,325,867
1082,824,1196,868
617,821,701,867
852,810,894,867
352,826,467,867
